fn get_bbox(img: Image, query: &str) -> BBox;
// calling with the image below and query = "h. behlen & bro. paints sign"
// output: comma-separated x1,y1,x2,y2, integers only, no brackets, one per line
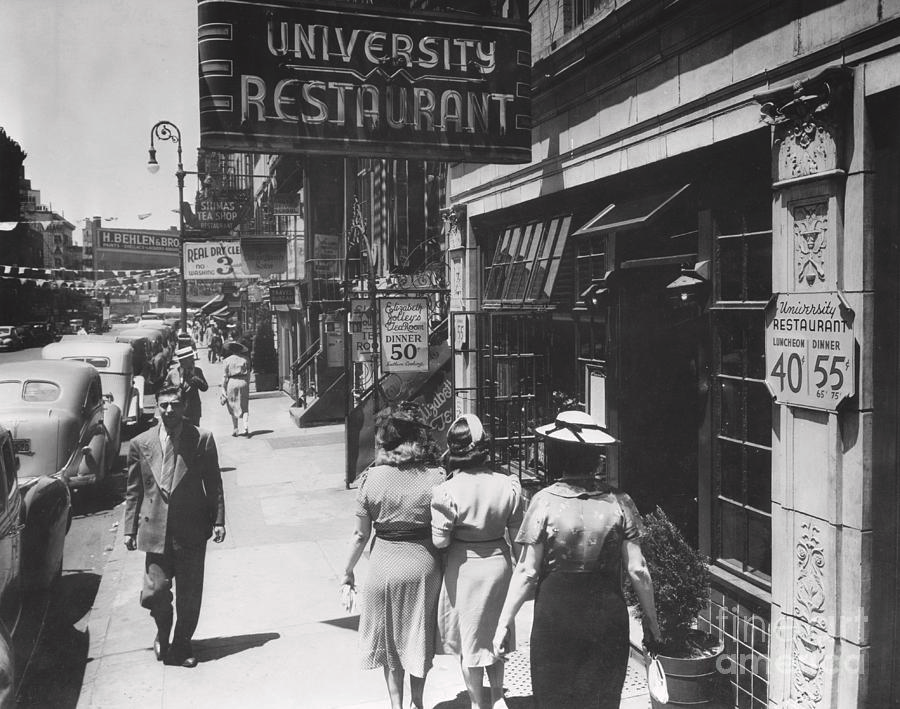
198,0,531,163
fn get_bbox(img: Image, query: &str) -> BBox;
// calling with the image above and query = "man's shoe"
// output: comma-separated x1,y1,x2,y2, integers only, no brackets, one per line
167,642,198,668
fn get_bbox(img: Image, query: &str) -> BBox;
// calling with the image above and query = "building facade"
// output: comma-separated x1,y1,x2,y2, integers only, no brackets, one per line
447,2,900,707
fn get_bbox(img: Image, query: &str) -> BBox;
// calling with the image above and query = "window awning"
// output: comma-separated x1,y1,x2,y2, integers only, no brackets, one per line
572,183,692,238
199,294,226,315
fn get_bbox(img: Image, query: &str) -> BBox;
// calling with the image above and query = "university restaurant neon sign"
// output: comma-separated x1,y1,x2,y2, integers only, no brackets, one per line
198,0,531,163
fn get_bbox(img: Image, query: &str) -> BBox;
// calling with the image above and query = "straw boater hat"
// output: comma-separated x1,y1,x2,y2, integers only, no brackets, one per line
535,410,618,446
174,345,195,362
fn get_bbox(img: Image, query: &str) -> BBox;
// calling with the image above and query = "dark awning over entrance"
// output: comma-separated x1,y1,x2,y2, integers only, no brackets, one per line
199,294,226,315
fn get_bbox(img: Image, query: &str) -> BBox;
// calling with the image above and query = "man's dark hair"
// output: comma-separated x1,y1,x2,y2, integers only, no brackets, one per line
156,385,183,402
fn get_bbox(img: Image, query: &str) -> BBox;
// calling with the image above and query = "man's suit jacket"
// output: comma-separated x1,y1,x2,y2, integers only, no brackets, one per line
123,423,225,553
164,366,209,423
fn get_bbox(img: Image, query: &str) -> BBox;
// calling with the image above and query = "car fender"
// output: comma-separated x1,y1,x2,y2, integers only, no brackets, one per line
102,402,121,465
19,476,70,593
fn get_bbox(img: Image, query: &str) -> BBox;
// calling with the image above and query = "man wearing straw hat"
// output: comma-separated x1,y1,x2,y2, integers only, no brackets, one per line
164,346,209,427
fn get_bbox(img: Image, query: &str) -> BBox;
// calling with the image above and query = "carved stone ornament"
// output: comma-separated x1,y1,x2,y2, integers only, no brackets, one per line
442,205,466,250
793,202,829,287
755,66,852,181
790,522,827,708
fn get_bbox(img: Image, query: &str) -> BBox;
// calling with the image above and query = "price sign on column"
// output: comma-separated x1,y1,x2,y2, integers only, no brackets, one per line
765,292,856,411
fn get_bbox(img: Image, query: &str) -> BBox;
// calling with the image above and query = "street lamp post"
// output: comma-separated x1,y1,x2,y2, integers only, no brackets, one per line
147,120,188,333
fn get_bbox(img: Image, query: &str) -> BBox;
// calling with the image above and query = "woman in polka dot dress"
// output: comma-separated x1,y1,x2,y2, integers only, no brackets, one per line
341,404,445,709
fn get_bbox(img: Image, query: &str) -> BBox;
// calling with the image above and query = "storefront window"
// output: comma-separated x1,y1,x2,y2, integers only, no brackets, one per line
712,210,772,588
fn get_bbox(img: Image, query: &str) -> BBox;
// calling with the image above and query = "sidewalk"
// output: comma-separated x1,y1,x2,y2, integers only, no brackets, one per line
77,353,650,709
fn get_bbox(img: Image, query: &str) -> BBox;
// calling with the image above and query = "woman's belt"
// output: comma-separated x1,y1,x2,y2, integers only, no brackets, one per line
455,536,505,544
229,374,248,379
374,527,431,541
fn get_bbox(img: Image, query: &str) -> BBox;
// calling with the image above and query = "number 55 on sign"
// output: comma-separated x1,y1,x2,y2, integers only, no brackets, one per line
764,292,856,412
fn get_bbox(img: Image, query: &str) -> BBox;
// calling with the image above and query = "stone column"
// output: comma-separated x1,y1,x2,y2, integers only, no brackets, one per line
445,204,478,416
756,66,873,708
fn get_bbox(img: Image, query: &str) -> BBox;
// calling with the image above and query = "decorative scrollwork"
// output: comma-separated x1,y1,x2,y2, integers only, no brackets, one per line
793,203,828,287
790,521,827,709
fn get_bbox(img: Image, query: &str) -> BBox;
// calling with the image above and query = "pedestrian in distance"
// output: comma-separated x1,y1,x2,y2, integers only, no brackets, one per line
164,346,209,427
221,340,251,437
492,410,662,709
208,328,223,363
340,404,445,709
150,343,171,396
431,414,525,709
122,385,226,668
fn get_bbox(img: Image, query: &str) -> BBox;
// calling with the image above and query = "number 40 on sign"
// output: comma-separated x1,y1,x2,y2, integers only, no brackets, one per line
764,292,856,411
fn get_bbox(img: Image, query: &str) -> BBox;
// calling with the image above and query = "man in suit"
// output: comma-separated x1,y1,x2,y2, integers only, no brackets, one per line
123,385,226,667
164,346,209,427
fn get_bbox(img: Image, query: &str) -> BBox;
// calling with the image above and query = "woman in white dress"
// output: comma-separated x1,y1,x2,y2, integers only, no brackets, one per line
220,341,250,437
431,414,525,709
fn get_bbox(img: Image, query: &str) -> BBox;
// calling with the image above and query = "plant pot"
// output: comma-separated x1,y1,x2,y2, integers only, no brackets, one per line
645,643,725,708
254,372,278,392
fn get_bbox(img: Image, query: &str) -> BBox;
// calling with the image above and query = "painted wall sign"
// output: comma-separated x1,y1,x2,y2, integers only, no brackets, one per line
765,292,856,411
313,233,341,278
198,0,531,163
97,229,180,254
380,297,428,372
184,239,287,280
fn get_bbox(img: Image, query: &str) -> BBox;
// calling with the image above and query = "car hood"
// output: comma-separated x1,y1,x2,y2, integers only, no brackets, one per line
1,410,75,479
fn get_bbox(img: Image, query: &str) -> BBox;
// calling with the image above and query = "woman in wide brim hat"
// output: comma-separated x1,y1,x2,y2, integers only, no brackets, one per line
430,413,526,709
493,410,662,709
340,403,445,709
220,340,251,436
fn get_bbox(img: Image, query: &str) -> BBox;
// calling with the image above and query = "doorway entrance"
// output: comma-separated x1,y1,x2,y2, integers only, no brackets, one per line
615,264,702,544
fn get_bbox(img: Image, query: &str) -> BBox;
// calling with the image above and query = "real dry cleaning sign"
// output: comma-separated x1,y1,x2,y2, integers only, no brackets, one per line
184,239,287,280
197,0,531,163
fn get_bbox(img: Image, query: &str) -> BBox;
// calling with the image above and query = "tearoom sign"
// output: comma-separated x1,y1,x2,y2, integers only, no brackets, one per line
380,297,428,373
765,292,856,411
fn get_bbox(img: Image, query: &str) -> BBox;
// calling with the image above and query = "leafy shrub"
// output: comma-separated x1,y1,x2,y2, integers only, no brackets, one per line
626,507,712,656
252,320,277,375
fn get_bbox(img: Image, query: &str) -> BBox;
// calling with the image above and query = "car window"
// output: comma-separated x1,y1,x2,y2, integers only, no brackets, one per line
85,376,102,410
23,381,61,402
0,381,21,399
0,327,11,335
64,356,110,368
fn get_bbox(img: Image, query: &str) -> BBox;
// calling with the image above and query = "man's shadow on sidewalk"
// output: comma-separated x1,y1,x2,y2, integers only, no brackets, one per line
193,632,280,662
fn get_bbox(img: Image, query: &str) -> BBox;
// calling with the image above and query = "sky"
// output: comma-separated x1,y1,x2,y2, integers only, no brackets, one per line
0,0,203,240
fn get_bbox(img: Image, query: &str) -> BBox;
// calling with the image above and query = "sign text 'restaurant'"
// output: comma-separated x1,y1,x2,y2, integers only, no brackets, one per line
198,0,531,163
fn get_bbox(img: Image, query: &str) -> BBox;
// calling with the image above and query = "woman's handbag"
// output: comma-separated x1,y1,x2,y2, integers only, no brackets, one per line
339,583,358,614
219,390,227,406
647,654,669,703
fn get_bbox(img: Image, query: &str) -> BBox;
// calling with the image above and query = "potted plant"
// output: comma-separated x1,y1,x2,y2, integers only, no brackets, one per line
252,320,278,392
626,507,725,709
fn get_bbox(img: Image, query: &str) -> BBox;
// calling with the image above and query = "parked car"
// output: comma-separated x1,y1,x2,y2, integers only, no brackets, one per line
120,314,139,324
42,340,144,429
22,322,58,347
0,423,71,706
0,360,121,489
0,328,21,352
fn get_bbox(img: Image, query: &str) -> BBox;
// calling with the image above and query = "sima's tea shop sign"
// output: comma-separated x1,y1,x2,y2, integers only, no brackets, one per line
197,0,531,163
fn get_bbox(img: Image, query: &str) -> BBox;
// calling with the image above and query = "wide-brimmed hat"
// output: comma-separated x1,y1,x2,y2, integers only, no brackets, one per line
174,345,195,361
224,340,248,355
535,410,617,446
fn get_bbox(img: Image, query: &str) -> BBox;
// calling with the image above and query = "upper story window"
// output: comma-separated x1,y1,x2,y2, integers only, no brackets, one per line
482,215,572,308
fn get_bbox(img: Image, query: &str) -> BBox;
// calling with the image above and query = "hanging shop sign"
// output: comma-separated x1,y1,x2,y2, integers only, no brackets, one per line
196,190,251,235
184,239,287,280
268,285,296,305
198,0,531,163
380,297,428,372
765,291,856,411
313,234,341,278
349,298,375,361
